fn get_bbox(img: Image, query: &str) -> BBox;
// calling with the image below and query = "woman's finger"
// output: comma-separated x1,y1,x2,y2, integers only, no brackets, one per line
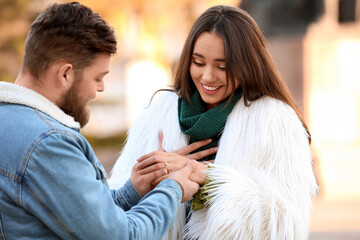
137,151,156,162
137,150,166,163
158,131,165,151
141,168,168,184
151,174,169,186
174,139,212,155
137,153,169,169
187,147,218,160
138,162,167,175
205,160,215,164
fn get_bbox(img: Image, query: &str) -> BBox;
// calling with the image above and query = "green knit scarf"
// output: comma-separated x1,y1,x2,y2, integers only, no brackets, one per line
178,87,243,161
178,87,242,211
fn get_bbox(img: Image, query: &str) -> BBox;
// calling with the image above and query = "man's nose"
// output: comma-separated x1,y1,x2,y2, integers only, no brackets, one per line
97,81,105,92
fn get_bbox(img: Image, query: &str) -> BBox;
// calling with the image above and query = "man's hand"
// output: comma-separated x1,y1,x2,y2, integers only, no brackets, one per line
130,163,167,197
130,159,206,202
167,160,201,202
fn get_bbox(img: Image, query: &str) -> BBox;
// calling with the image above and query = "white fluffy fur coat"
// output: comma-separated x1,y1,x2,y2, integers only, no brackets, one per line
108,91,318,240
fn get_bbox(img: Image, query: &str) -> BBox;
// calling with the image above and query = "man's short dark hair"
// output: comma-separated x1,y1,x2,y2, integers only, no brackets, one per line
22,2,117,79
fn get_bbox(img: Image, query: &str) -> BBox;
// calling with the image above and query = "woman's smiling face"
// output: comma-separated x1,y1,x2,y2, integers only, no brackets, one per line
190,31,239,109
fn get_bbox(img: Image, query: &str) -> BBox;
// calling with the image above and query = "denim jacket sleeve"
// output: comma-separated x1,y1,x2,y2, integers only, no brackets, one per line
21,131,182,240
111,179,143,211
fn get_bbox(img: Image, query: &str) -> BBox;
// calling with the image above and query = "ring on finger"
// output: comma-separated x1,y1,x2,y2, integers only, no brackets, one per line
164,162,168,168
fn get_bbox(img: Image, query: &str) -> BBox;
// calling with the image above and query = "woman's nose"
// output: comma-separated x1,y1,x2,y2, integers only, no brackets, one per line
201,66,215,83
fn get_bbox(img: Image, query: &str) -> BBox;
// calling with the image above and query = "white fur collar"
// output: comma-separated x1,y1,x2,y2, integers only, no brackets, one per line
0,82,80,129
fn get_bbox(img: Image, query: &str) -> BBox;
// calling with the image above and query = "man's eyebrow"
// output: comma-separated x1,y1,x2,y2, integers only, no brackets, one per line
98,71,109,76
192,53,225,62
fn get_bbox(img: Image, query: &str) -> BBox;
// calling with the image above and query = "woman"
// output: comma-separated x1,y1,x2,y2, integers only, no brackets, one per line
109,5,317,240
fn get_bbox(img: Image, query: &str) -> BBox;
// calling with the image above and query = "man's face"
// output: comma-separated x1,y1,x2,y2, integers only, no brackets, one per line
60,53,111,128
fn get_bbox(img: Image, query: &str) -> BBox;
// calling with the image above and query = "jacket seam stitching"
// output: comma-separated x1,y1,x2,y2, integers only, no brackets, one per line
18,130,81,206
0,168,22,182
18,131,54,206
34,109,55,130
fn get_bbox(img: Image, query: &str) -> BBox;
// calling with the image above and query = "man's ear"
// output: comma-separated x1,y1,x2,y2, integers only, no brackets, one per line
58,63,75,89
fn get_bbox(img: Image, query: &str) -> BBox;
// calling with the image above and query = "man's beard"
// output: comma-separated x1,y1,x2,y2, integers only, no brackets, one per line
60,79,90,128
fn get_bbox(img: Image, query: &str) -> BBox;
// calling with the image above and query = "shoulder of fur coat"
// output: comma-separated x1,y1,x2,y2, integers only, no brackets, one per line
108,90,188,240
109,93,318,240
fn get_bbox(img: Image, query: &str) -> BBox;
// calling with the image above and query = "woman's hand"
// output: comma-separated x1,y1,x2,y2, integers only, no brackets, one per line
136,132,216,186
136,132,216,173
137,151,190,175
150,157,209,187
165,132,218,161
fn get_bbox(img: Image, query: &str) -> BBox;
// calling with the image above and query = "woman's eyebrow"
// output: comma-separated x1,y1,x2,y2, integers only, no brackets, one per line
193,53,225,62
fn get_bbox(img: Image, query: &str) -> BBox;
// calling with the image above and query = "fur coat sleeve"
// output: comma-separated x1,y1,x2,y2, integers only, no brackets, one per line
185,96,318,240
108,91,189,240
108,91,318,240
108,91,188,189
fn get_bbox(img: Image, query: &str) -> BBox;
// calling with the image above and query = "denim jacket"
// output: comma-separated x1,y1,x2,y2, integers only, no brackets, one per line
0,82,182,240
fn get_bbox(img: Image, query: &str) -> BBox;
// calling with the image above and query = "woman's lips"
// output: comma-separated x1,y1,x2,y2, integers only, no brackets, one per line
202,84,222,94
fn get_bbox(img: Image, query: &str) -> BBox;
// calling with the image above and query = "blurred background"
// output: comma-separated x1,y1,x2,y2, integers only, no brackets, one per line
1,0,359,238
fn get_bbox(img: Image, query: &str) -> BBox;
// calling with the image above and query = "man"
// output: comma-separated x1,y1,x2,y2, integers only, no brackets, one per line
0,2,208,239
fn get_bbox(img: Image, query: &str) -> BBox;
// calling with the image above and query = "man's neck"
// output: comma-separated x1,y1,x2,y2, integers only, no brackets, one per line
14,71,62,107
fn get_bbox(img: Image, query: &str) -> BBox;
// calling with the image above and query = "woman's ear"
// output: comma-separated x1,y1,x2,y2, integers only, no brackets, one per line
58,63,75,89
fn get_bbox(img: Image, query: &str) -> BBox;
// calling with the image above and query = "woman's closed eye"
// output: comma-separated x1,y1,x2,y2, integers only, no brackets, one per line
194,61,205,67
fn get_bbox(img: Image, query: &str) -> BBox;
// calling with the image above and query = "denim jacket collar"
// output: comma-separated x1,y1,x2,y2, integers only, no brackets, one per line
0,82,80,129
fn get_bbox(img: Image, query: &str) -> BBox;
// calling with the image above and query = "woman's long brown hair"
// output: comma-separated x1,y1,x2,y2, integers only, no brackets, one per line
172,5,311,143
